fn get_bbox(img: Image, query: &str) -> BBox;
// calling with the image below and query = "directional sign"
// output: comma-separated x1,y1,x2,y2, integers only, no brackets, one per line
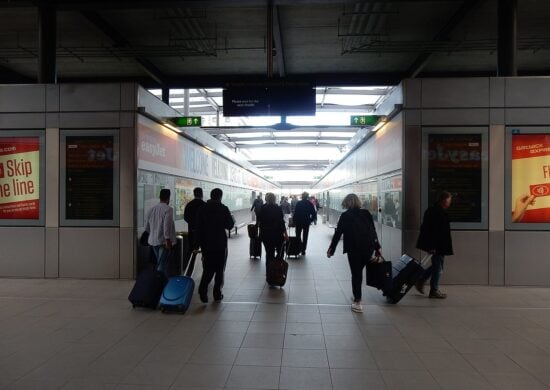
169,116,202,127
350,115,381,126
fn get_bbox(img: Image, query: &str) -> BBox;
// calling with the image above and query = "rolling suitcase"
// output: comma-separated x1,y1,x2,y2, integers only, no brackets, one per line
286,226,301,258
384,254,427,304
159,275,195,313
250,236,262,259
247,224,258,239
128,268,168,309
266,244,288,287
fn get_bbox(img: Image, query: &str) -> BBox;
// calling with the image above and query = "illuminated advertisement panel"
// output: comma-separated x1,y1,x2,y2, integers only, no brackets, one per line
0,137,40,219
511,133,550,223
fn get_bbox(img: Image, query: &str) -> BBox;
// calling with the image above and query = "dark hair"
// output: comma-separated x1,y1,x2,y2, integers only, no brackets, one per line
193,187,203,197
436,190,452,204
211,188,223,201
159,188,171,201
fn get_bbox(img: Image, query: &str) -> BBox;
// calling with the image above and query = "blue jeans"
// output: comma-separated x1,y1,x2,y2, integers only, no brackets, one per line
422,254,445,293
152,245,170,277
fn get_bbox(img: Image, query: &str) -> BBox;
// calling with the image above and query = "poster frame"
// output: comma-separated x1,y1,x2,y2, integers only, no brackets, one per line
505,126,550,230
60,129,120,227
421,127,489,230
0,130,45,226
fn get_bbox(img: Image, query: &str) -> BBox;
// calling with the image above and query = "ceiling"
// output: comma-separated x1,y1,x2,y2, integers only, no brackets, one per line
1,0,550,186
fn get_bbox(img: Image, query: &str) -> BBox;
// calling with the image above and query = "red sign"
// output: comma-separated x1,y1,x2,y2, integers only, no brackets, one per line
0,137,40,219
511,134,550,223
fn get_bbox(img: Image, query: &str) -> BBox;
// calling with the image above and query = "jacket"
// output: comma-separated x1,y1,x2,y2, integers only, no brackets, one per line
197,199,235,252
183,198,206,231
329,208,380,257
258,203,286,244
416,204,454,255
293,199,316,226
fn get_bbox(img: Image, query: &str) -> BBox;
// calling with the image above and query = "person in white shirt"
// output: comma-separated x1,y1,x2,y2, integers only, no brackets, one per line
144,189,177,277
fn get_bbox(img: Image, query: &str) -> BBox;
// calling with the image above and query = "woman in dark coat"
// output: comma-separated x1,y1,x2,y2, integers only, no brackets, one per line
415,191,453,299
327,193,381,313
258,193,288,274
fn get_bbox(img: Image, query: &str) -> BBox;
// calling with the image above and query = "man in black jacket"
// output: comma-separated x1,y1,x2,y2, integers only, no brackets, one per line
416,191,453,299
183,187,206,270
251,195,263,222
293,192,317,255
197,188,235,303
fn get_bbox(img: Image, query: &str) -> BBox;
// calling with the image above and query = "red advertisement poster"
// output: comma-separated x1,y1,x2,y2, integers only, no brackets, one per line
0,137,40,219
511,134,550,223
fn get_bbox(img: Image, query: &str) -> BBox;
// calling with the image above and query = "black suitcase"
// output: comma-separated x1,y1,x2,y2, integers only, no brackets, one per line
266,244,288,287
250,236,262,259
128,268,168,309
384,254,425,304
286,236,301,258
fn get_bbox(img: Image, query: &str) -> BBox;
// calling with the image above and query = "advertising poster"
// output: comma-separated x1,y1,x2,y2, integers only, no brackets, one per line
0,137,40,219
381,175,402,228
66,136,114,220
428,134,482,223
511,133,550,223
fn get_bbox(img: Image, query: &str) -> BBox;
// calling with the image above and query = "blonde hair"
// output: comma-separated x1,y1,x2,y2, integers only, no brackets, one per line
341,193,362,209
265,192,276,205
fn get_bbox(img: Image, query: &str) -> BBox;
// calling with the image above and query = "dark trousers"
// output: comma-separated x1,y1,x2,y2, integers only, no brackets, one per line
295,223,310,253
198,248,227,298
347,251,366,301
422,254,445,293
262,239,283,271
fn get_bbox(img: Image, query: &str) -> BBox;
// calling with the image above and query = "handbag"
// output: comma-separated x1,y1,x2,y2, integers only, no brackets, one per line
366,255,393,292
139,230,150,246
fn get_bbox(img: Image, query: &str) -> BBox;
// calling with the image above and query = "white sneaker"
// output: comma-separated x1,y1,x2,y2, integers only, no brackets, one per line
351,301,363,313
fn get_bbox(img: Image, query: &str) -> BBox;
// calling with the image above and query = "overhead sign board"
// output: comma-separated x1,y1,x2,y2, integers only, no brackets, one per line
350,115,381,126
223,83,316,117
169,116,202,127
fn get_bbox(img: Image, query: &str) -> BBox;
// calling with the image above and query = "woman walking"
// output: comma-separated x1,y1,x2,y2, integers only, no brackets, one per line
327,193,381,313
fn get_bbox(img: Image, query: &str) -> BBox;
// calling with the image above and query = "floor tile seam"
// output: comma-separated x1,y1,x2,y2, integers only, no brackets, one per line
317,312,336,389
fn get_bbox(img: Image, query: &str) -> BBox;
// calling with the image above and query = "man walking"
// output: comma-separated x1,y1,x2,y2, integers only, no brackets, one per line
293,192,316,256
197,188,235,303
183,187,206,269
144,188,177,277
251,194,263,222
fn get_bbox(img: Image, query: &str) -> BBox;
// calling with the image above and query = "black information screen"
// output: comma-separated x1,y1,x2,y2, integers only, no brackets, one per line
66,136,114,220
428,134,483,223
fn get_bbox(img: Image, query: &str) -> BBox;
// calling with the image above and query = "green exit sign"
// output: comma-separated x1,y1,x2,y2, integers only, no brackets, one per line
350,115,381,126
170,116,202,127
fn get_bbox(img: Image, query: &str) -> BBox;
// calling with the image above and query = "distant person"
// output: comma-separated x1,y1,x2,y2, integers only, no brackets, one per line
183,187,206,267
251,195,263,222
327,193,381,313
309,196,318,225
293,192,316,255
415,191,454,299
290,195,298,214
280,196,291,224
144,189,177,278
258,193,288,277
197,188,235,303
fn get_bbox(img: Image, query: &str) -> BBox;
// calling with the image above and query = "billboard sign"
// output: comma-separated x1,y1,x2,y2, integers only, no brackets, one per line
0,137,40,219
511,133,550,223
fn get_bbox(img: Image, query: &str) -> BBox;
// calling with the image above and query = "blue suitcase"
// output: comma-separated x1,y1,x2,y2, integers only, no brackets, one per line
384,254,426,304
159,275,195,313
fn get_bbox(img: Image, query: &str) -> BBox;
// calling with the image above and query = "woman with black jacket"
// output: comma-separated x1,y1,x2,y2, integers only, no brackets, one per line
258,193,288,274
415,191,453,299
327,193,381,313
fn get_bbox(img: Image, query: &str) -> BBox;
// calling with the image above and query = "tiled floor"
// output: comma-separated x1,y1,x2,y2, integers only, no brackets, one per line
1,223,550,389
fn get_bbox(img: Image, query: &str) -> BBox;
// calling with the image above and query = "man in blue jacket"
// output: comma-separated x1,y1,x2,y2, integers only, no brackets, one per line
293,192,316,256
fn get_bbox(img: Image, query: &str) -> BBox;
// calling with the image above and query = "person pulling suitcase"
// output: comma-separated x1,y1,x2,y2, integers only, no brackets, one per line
327,193,381,313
